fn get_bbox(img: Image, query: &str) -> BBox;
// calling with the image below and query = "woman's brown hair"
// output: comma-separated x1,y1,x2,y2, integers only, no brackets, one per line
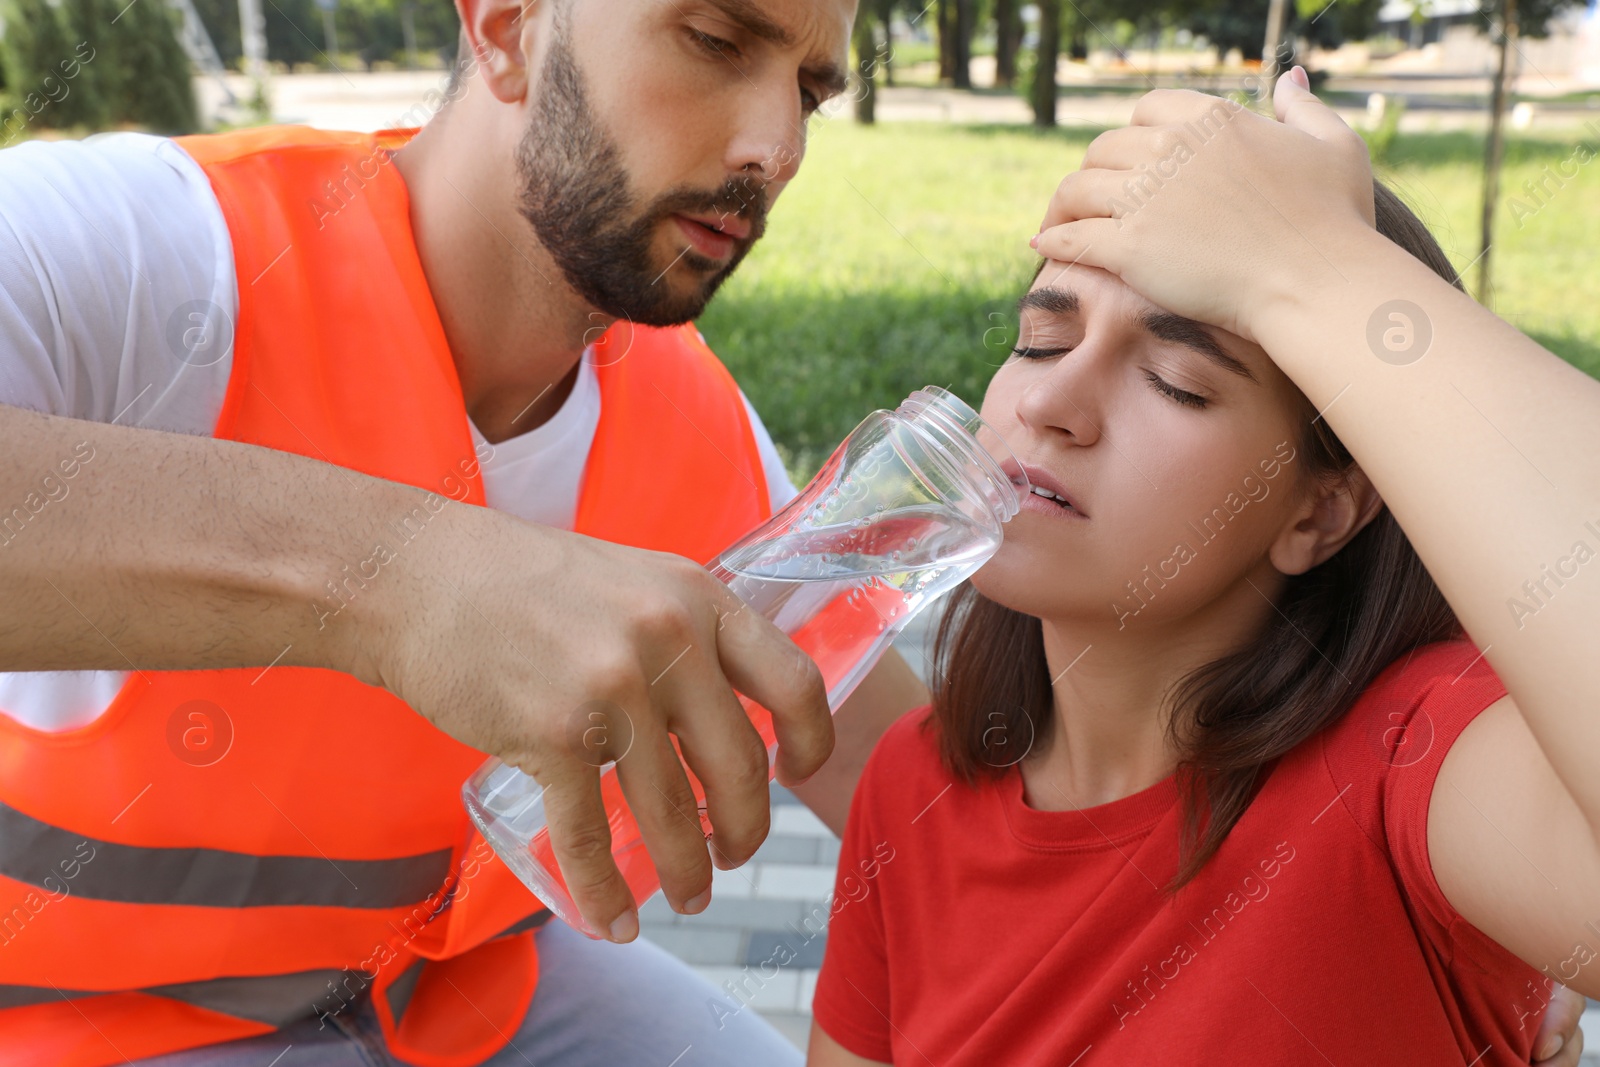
925,179,1465,895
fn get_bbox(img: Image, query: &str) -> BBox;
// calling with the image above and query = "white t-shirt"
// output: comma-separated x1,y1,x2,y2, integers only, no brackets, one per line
0,132,799,732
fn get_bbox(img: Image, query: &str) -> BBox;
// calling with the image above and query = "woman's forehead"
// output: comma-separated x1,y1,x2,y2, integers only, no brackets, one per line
1027,259,1139,305
1022,258,1275,380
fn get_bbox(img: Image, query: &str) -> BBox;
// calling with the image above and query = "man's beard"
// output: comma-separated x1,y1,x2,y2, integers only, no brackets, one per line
514,21,768,327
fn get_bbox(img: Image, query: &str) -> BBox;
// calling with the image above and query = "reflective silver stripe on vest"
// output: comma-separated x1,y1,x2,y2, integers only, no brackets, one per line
0,913,557,1028
0,801,453,909
0,968,358,1027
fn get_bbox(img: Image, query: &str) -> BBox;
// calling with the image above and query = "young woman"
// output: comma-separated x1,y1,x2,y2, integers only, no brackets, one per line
808,69,1600,1065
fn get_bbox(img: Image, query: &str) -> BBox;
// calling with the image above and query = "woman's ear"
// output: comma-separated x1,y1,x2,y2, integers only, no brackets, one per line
455,0,538,104
1268,466,1385,576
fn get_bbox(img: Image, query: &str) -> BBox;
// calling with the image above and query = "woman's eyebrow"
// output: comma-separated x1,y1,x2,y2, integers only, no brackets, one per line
1138,310,1258,383
1016,287,1079,317
1017,286,1257,384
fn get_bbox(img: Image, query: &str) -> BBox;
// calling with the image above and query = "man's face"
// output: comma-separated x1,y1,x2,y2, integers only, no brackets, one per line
515,0,853,326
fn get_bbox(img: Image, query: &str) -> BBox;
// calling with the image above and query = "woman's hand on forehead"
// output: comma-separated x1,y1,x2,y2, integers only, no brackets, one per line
1030,69,1375,348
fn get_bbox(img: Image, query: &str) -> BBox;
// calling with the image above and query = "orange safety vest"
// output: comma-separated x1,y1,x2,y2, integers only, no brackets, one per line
0,125,771,1067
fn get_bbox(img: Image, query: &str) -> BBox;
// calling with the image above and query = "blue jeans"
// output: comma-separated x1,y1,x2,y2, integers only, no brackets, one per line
130,921,803,1067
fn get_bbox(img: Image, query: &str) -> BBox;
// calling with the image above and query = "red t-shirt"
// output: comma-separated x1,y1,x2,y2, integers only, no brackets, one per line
813,639,1552,1064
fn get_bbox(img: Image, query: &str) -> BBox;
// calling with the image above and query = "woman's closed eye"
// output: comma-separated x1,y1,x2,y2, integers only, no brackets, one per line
1143,370,1209,409
1009,344,1210,409
1009,345,1073,360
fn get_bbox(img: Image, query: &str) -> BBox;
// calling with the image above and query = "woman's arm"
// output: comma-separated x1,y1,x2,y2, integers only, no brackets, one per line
1246,225,1600,806
1032,70,1600,1006
1429,694,1600,1000
807,1021,893,1067
1244,222,1600,1002
790,650,930,835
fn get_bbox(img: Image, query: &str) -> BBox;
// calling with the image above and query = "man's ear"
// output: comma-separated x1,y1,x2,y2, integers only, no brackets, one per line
1268,466,1385,576
454,0,538,104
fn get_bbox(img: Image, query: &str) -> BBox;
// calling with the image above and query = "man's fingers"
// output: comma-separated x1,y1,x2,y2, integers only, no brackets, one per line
710,582,831,787
611,713,717,915
665,654,774,871
538,762,638,943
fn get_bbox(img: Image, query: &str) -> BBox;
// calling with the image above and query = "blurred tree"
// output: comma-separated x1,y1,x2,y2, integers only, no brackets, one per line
1175,0,1380,63
933,0,982,87
951,0,974,87
877,0,896,86
1477,0,1582,302
937,0,953,80
0,0,108,130
1177,0,1272,59
113,0,198,131
187,0,456,69
994,0,1021,86
60,0,119,127
852,0,883,123
1030,0,1060,125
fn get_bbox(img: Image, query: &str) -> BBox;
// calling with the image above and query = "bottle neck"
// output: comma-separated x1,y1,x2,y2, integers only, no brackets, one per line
896,387,1023,523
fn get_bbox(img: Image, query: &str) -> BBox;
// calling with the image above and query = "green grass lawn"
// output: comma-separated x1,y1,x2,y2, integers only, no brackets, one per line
697,119,1600,483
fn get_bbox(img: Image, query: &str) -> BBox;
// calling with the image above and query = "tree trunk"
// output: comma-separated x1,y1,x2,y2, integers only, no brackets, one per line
952,0,974,89
1068,16,1088,61
400,1,417,70
1478,0,1518,305
237,0,268,86
853,4,879,125
1031,0,1060,127
938,0,955,82
880,0,895,87
995,0,1020,87
321,5,339,58
1261,0,1289,84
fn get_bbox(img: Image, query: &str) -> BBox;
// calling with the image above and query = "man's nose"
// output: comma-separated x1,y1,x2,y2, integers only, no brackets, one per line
725,80,806,185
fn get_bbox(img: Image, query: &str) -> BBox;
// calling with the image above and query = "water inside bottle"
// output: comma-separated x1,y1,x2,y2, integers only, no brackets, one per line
486,508,1000,935
719,506,998,708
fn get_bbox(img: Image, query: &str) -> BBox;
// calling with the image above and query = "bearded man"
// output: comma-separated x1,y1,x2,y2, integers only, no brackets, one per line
0,1,931,1063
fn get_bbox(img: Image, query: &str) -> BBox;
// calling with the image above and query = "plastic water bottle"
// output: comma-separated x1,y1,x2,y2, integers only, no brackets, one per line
463,386,1028,938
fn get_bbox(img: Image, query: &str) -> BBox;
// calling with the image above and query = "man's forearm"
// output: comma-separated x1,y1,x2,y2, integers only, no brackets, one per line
0,402,422,680
789,648,931,835
0,397,917,835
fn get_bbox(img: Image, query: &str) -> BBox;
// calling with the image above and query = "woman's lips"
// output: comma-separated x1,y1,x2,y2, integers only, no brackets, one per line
1007,460,1088,519
673,215,739,261
1017,487,1089,520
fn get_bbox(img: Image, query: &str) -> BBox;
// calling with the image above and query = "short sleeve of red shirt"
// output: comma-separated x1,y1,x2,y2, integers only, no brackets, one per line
1319,639,1515,974
811,707,914,1063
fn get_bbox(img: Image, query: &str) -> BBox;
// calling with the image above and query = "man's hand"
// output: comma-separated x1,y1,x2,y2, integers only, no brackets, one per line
0,403,830,947
1534,983,1587,1065
358,501,833,943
